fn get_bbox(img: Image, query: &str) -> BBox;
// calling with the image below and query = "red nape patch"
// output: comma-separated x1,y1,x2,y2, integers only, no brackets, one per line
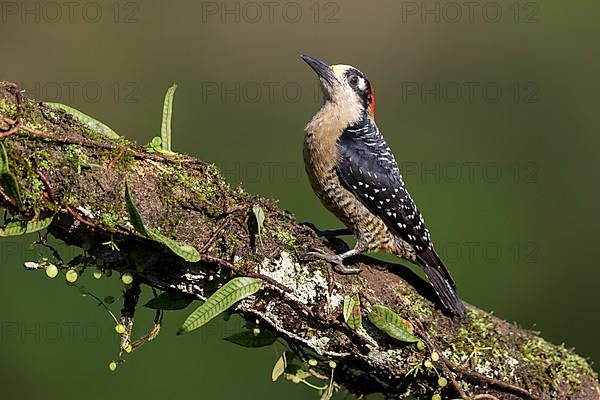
369,83,376,119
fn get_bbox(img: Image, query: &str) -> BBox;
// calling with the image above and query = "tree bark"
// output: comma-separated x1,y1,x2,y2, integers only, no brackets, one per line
0,81,597,400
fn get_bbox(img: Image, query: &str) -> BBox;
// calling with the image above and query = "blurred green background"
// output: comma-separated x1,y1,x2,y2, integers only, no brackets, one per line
1,0,598,398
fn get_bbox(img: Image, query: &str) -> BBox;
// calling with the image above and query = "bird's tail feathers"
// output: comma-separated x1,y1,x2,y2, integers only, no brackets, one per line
416,250,466,318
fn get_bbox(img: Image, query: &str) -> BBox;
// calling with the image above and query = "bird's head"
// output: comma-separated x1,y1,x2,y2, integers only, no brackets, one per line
301,54,376,121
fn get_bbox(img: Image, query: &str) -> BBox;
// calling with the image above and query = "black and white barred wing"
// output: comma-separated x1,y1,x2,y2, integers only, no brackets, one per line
335,126,433,253
336,124,464,316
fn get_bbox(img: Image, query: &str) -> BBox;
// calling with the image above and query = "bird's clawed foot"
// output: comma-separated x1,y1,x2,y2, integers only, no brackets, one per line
301,222,352,238
303,247,362,274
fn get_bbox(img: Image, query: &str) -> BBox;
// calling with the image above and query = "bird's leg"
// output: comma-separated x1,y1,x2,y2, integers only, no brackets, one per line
303,247,362,274
301,222,352,238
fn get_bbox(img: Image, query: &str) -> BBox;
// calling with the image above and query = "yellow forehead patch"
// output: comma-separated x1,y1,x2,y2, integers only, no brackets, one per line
330,64,356,78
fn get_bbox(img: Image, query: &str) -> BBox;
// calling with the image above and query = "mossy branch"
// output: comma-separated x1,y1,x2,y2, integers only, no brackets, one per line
0,81,597,400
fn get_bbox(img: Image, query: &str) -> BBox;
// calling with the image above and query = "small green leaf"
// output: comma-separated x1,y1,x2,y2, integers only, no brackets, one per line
25,216,54,233
1,222,28,237
161,84,177,152
0,215,54,237
252,205,265,242
224,330,278,348
144,291,194,310
343,294,363,330
0,142,23,208
272,352,287,382
0,142,9,175
368,304,418,343
124,182,148,236
178,277,262,334
145,136,175,156
0,172,23,208
124,181,199,261
147,229,200,262
146,136,163,153
45,102,120,140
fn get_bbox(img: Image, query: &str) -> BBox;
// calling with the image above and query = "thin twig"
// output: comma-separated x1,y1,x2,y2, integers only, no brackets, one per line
65,206,131,238
79,287,120,325
455,367,541,400
412,320,470,400
0,120,21,138
197,253,293,293
107,147,125,169
0,187,17,207
120,280,141,353
67,206,114,234
32,234,64,263
200,220,229,253
36,169,55,202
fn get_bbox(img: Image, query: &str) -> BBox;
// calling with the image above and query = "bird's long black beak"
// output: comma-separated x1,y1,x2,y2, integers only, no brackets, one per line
301,54,336,85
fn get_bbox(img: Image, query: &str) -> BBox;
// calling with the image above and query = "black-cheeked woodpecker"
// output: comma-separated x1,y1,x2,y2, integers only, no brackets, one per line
301,54,465,317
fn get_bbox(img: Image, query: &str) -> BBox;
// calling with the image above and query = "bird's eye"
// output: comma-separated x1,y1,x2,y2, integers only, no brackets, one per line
348,75,360,87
